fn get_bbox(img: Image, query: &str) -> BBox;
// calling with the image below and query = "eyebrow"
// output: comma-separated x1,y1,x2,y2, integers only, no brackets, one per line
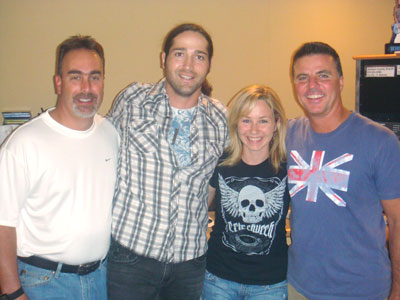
194,50,208,56
316,69,332,75
295,69,332,78
67,70,102,75
170,47,208,57
295,73,308,79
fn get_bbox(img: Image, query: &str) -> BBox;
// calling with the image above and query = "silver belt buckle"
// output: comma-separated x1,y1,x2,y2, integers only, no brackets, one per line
76,261,99,275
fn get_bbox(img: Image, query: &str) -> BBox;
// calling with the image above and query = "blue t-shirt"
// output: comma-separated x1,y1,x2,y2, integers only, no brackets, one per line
168,106,196,167
286,113,400,300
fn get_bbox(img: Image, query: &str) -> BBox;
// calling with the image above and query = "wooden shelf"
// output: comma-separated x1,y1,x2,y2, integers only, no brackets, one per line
353,54,400,60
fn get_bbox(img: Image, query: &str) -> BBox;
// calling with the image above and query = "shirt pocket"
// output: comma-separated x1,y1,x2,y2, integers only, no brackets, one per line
202,141,223,180
202,141,222,168
126,118,159,154
185,140,223,198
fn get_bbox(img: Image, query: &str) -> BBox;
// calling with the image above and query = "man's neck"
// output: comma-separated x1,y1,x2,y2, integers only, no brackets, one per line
308,106,351,133
166,86,200,109
49,108,94,131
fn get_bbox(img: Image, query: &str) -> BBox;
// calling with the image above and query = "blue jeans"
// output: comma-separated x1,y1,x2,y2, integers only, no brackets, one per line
202,270,288,300
107,240,206,300
18,259,107,300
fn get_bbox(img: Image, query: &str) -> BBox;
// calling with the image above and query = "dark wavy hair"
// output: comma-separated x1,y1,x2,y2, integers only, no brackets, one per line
162,23,213,96
162,23,213,59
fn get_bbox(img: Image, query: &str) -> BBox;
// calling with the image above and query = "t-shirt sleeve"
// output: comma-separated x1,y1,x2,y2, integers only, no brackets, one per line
210,152,229,188
106,90,126,136
0,144,28,227
374,133,400,200
209,166,219,189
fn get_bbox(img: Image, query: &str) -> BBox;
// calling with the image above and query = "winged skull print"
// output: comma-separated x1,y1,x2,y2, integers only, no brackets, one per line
219,173,286,223
217,173,287,255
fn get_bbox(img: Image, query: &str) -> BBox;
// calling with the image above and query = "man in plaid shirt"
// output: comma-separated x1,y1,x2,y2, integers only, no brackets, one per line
107,23,228,300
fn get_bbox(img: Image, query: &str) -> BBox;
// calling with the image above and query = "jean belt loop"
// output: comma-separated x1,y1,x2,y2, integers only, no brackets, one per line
54,262,63,278
99,257,106,270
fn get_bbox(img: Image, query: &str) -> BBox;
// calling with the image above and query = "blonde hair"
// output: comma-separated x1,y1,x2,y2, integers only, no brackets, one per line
221,84,287,173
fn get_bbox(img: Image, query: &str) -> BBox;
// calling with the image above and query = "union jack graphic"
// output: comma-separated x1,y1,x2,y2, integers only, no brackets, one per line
288,150,353,207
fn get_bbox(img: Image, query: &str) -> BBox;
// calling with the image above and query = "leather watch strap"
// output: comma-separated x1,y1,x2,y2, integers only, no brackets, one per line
1,287,24,300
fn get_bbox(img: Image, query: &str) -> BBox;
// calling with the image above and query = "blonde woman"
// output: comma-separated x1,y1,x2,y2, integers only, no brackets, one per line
202,85,290,300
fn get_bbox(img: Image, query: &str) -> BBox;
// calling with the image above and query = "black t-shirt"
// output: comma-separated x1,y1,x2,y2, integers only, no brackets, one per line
207,156,290,285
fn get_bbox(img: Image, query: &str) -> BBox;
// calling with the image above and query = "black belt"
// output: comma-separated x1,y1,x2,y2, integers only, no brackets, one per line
18,255,102,276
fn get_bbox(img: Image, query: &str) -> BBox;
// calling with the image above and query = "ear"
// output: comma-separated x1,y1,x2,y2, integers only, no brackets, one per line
54,75,62,95
207,57,212,74
274,117,280,132
161,52,166,69
339,76,344,92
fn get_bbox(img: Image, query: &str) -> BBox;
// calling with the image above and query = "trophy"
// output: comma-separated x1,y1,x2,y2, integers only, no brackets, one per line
386,0,400,53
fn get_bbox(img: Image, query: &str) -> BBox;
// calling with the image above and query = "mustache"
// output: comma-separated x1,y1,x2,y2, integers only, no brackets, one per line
73,93,98,101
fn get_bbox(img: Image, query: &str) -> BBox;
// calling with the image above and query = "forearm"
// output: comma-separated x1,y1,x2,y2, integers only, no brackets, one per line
208,186,216,207
0,225,21,294
381,198,400,299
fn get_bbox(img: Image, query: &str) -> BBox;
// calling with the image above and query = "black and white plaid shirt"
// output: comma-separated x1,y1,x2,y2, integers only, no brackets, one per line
108,79,228,263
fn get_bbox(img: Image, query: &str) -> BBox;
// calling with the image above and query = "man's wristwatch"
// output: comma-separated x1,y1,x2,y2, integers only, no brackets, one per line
0,287,24,300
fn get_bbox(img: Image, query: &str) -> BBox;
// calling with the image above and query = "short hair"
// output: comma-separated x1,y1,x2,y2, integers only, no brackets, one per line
56,35,105,76
291,42,343,77
162,23,214,59
221,84,287,173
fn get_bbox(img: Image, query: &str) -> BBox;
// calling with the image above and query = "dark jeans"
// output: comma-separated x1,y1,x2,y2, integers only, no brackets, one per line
107,240,206,300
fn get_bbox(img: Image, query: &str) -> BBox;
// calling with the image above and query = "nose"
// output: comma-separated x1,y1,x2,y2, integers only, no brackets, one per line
250,122,259,132
308,76,318,88
182,56,193,69
81,76,90,92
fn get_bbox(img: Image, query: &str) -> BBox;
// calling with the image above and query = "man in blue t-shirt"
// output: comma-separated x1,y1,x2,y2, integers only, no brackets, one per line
286,42,400,300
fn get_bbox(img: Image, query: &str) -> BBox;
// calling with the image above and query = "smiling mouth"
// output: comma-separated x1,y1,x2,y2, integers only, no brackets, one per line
306,94,324,100
178,70,196,81
74,93,97,103
248,137,263,142
180,74,193,79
